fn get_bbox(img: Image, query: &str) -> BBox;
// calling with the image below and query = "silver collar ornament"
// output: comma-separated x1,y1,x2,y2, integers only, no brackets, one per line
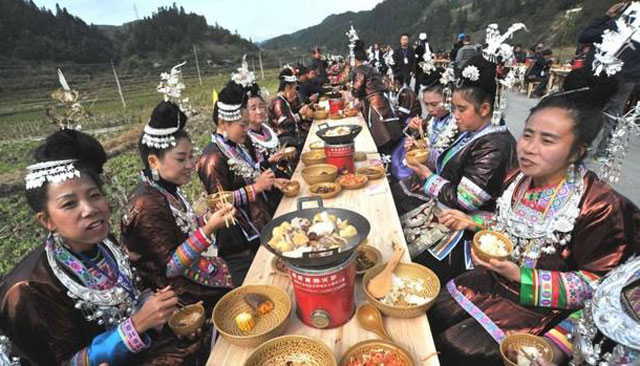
0,335,20,366
570,257,640,366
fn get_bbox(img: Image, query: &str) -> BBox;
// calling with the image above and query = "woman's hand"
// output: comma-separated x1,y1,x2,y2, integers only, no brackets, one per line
408,116,422,131
274,178,290,191
470,249,521,283
203,204,236,235
131,286,179,333
406,159,432,179
438,209,476,231
254,169,276,193
300,105,310,117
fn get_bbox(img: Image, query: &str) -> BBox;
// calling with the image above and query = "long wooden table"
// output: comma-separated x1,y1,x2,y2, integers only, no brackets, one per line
207,115,440,366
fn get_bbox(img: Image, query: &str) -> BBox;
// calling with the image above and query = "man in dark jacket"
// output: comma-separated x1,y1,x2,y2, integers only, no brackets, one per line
579,1,640,160
525,49,554,97
450,33,465,61
393,33,416,87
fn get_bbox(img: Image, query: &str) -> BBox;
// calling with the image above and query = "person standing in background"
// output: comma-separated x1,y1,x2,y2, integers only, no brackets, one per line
454,35,477,74
393,33,416,88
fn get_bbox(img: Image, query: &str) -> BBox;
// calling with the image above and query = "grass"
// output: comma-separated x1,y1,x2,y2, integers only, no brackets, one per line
0,69,280,278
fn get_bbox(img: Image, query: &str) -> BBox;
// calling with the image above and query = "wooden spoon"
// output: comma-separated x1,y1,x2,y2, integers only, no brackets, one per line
367,245,405,299
356,303,394,342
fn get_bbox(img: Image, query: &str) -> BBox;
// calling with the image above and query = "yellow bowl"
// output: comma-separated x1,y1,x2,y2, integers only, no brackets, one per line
282,146,297,160
356,165,386,180
271,256,289,276
168,303,205,337
309,141,325,150
313,109,329,120
363,262,440,318
406,149,430,165
355,244,382,275
301,164,338,185
212,284,291,347
336,173,368,190
339,339,415,366
244,335,337,366
472,230,514,263
309,182,342,199
499,333,554,366
281,180,300,198
343,108,360,117
301,150,327,166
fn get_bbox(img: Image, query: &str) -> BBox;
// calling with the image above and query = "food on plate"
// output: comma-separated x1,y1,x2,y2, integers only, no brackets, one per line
511,345,542,366
379,274,432,307
267,211,358,257
324,126,352,136
309,141,325,150
347,348,407,366
285,361,310,366
273,256,288,274
337,173,367,187
478,233,509,256
243,293,275,315
312,184,336,194
176,311,202,327
235,312,255,332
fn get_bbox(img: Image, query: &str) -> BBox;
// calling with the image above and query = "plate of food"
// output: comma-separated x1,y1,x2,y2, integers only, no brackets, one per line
356,165,386,180
339,339,414,366
309,182,342,199
336,173,368,189
363,262,440,318
260,197,371,268
472,230,514,262
213,284,291,347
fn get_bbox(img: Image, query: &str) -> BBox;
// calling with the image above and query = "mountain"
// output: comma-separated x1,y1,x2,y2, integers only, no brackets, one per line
263,0,616,54
0,1,257,65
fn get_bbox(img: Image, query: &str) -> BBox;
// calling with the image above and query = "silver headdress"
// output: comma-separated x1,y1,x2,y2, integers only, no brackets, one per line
481,22,528,125
0,335,20,366
25,159,81,190
46,69,88,130
281,64,298,83
592,2,640,184
216,101,243,122
346,25,359,67
418,33,436,75
142,62,189,149
232,55,256,89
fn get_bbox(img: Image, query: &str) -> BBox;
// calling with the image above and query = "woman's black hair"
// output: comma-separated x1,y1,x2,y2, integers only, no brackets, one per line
422,68,445,94
424,82,445,95
213,81,247,125
25,129,107,213
527,69,618,163
454,55,497,112
139,101,190,170
354,40,367,62
277,68,297,92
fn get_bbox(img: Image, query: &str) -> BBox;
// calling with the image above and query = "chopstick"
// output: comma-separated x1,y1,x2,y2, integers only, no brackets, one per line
156,286,187,308
215,183,236,227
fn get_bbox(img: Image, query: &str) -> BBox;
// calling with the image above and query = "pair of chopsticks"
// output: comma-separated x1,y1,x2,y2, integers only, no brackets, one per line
157,286,188,308
215,183,236,228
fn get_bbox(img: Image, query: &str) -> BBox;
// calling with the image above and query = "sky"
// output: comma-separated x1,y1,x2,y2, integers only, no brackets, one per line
33,0,385,42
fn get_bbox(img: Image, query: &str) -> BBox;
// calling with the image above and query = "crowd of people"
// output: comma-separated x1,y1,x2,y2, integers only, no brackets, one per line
0,2,639,366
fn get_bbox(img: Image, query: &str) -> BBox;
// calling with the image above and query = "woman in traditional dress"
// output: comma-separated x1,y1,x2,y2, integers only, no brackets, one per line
268,68,311,149
121,101,236,321
405,55,517,281
429,75,640,366
0,129,187,365
531,256,640,366
197,82,283,285
351,40,403,155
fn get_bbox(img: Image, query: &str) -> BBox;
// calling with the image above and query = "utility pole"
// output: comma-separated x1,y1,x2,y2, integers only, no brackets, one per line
258,50,265,80
111,61,126,108
193,45,203,86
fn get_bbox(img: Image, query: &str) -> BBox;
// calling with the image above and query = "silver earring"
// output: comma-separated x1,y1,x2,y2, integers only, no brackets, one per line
567,163,576,184
151,169,160,181
222,130,229,140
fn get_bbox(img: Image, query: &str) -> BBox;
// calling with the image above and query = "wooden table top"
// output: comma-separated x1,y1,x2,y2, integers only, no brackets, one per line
207,115,440,366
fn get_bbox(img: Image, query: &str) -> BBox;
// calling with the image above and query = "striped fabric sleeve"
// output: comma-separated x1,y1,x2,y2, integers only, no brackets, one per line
231,185,257,206
166,228,215,278
68,317,151,366
456,176,492,211
520,268,600,309
544,310,582,356
470,212,493,232
423,173,450,198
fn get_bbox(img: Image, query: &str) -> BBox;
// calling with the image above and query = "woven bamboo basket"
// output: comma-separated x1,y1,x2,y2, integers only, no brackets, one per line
336,174,368,190
244,335,336,366
363,262,440,318
308,182,342,199
499,333,554,366
356,165,385,180
339,339,415,366
168,303,205,337
472,230,514,263
281,180,300,198
212,284,291,347
301,150,326,166
301,164,338,185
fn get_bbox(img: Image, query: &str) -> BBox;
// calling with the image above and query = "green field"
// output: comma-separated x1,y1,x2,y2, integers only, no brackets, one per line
0,68,281,277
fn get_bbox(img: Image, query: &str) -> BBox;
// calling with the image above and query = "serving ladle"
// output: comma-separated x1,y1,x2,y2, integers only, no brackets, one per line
367,245,405,299
356,303,393,342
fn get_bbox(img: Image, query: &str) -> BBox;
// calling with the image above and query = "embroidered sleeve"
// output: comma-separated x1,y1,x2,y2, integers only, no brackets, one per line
423,173,450,198
231,185,257,206
69,317,151,366
520,268,600,309
166,228,214,278
543,310,582,356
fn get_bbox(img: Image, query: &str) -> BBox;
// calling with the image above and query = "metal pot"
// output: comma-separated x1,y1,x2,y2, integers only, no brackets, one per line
315,124,363,145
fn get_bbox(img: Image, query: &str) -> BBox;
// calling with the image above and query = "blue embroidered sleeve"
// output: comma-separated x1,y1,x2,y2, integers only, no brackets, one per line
68,318,150,366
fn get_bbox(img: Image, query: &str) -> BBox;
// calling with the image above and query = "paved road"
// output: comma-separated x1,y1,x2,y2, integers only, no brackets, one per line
504,92,640,205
